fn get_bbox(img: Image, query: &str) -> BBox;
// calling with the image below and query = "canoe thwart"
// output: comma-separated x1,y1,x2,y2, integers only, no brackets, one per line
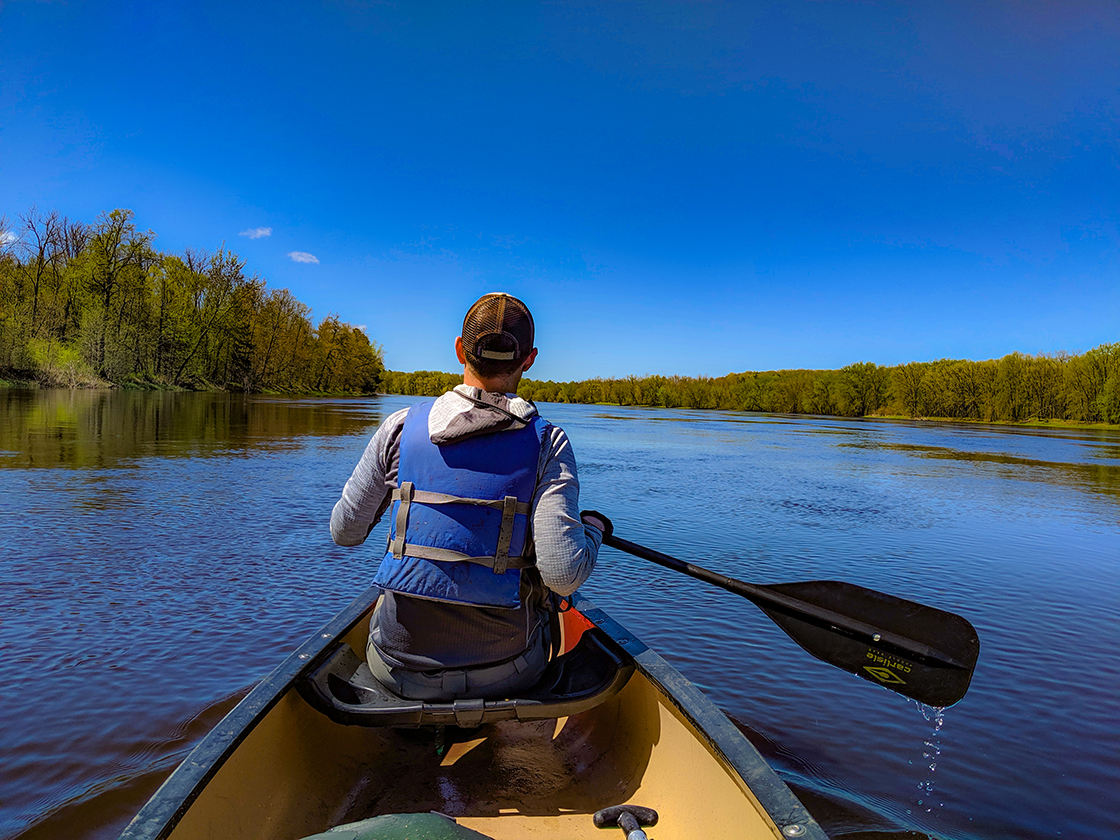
297,627,634,728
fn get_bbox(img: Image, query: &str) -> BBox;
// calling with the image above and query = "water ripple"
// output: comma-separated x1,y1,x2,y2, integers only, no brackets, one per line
3,392,1119,840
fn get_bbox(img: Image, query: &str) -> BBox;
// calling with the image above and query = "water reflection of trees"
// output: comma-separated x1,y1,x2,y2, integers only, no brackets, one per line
869,442,1120,504
0,389,382,469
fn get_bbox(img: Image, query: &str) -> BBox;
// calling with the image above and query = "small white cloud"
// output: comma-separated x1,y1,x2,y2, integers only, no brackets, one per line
356,325,367,333
0,231,18,247
239,227,272,239
288,251,320,264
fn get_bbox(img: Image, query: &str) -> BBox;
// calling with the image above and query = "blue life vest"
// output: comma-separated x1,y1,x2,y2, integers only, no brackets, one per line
374,400,546,609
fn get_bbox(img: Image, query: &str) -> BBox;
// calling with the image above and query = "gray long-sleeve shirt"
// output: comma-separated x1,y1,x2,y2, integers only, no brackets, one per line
330,386,601,669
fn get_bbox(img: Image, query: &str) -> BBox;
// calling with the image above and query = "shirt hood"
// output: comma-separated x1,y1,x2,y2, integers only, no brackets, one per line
428,385,539,445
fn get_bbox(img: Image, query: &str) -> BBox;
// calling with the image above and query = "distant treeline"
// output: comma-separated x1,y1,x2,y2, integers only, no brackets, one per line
0,207,383,392
382,344,1120,424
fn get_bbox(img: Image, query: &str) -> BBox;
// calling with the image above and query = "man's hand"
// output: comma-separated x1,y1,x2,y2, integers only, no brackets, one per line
579,510,613,539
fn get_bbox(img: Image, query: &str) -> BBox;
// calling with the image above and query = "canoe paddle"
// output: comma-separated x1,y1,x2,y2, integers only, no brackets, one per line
602,533,979,708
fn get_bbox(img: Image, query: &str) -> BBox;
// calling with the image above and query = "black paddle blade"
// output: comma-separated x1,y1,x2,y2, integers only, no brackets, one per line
757,580,980,707
602,534,981,706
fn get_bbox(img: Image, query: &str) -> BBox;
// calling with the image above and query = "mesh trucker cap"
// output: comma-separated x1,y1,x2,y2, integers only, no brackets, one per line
462,293,535,361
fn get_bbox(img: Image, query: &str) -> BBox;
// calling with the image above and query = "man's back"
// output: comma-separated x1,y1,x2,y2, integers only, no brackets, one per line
330,293,609,700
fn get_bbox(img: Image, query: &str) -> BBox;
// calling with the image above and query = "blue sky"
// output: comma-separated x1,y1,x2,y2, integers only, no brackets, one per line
2,1,1117,381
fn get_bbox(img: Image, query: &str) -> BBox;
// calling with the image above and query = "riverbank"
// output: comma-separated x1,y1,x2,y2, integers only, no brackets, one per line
10,377,1114,430
0,369,108,389
549,397,1120,431
865,412,1120,431
383,385,1120,432
0,373,378,397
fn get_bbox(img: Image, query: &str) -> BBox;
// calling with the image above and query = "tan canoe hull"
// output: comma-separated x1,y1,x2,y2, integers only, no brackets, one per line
121,590,826,840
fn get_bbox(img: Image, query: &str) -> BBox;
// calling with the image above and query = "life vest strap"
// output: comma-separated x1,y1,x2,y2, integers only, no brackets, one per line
390,482,414,559
493,494,518,574
390,485,532,516
385,540,534,570
390,481,532,572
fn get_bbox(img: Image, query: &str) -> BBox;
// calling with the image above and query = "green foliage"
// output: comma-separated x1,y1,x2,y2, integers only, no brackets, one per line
1099,373,1120,424
379,370,461,396
26,336,99,387
1092,344,1120,424
0,207,384,393
383,343,1120,427
838,361,889,417
893,361,927,418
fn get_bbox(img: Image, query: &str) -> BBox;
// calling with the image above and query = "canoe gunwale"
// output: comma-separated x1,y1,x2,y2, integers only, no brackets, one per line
117,585,382,840
118,587,828,840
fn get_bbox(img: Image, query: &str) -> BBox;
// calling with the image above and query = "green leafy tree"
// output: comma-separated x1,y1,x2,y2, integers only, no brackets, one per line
893,362,928,418
838,362,888,417
80,209,156,375
0,205,380,394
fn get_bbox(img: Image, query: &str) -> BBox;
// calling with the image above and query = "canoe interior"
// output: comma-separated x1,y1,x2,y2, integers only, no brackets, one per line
156,601,811,840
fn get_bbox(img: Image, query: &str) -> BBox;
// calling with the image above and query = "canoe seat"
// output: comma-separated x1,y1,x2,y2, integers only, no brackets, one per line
297,627,634,728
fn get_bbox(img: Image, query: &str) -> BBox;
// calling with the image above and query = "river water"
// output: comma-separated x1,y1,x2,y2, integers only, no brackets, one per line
1,389,1117,840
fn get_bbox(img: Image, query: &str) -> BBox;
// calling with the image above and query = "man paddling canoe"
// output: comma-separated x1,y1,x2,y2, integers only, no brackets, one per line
331,292,611,701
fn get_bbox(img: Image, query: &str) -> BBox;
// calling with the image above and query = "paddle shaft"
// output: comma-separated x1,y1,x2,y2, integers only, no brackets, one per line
603,534,969,670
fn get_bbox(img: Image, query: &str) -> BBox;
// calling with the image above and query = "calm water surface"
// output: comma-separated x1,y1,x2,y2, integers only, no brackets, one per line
1,389,1118,840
